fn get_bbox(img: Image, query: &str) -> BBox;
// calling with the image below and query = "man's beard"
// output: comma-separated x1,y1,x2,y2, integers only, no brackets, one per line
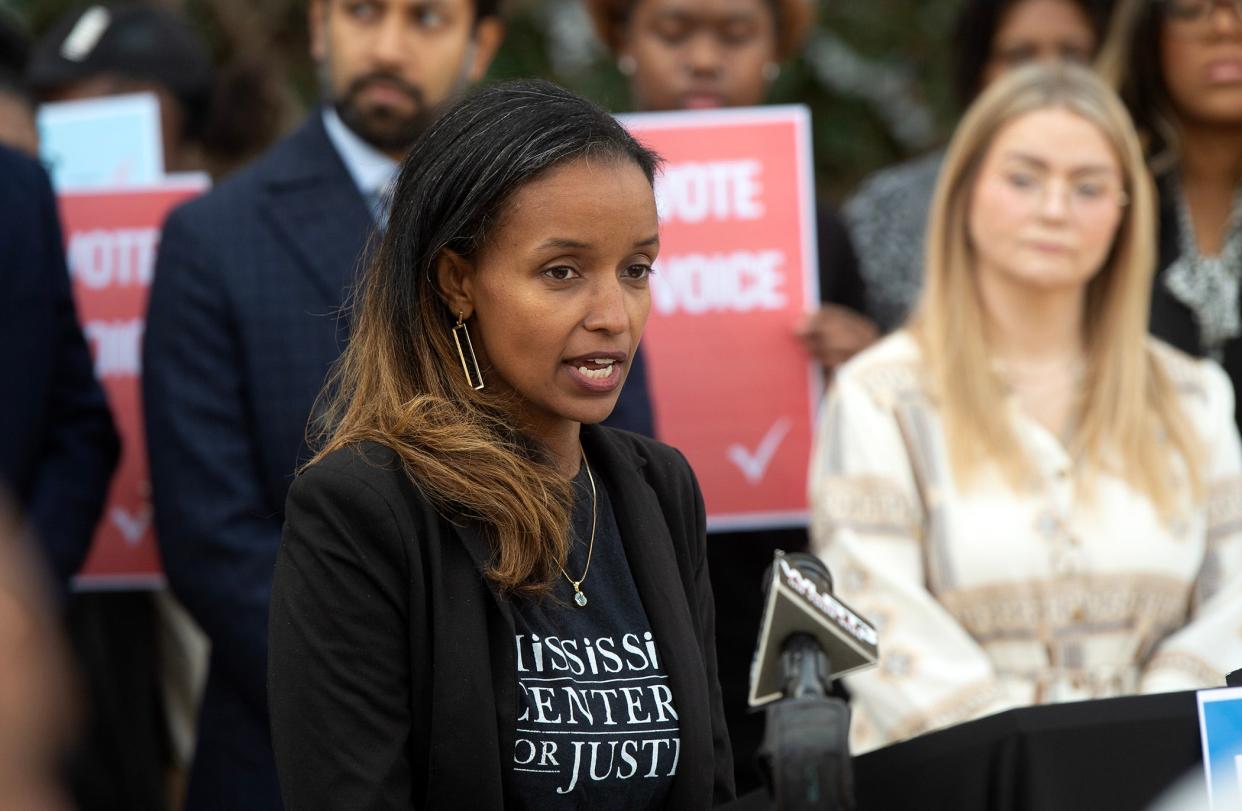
333,72,455,154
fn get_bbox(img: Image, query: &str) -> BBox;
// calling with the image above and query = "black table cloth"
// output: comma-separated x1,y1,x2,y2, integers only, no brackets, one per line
729,690,1211,810
853,691,1204,810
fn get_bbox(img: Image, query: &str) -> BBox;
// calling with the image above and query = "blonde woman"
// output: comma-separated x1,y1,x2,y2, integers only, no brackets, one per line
809,63,1242,754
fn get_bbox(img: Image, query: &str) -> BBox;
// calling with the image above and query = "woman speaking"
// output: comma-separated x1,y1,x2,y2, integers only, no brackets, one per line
267,80,734,809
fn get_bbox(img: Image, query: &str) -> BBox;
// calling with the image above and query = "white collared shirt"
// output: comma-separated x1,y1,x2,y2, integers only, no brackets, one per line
321,106,399,224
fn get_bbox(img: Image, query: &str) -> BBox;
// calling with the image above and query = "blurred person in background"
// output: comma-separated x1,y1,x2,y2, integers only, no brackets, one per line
846,0,1112,332
142,1,503,807
28,3,286,178
587,0,877,376
0,142,118,595
811,64,1242,753
0,10,37,156
0,496,77,811
1105,0,1242,430
28,5,288,807
585,0,875,790
0,136,119,807
29,3,215,174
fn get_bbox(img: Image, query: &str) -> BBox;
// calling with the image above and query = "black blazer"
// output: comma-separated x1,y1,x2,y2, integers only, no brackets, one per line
0,145,118,586
268,424,735,809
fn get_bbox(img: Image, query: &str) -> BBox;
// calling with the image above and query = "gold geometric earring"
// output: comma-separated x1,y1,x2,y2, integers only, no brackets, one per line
452,311,485,390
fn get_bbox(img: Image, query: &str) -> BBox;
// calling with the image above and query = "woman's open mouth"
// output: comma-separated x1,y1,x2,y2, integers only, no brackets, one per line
564,355,625,392
576,358,617,379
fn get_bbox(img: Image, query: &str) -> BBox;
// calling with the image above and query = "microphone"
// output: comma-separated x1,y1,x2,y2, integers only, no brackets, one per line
748,551,878,708
750,551,878,811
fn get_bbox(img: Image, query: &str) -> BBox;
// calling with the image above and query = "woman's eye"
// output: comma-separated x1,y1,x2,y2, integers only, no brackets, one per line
1005,172,1038,190
1165,0,1206,20
623,263,654,280
542,266,580,281
414,10,444,27
1059,44,1091,64
1074,183,1105,199
414,8,446,28
345,0,380,21
653,20,690,44
998,45,1036,66
719,22,757,46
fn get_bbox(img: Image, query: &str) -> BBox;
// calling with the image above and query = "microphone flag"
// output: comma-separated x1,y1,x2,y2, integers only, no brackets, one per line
748,550,879,708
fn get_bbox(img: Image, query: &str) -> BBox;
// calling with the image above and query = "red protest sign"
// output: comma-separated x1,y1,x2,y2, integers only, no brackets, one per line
622,106,821,530
59,178,208,588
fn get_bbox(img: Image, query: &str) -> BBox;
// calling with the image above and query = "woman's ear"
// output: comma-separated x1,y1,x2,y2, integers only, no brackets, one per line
435,250,475,319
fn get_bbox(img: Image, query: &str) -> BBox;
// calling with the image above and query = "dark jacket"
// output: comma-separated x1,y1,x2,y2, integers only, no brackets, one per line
1149,174,1242,430
268,424,735,809
143,114,375,810
0,144,118,585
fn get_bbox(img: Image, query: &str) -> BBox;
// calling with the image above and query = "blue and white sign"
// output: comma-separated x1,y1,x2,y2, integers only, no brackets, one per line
1198,687,1242,809
38,92,164,190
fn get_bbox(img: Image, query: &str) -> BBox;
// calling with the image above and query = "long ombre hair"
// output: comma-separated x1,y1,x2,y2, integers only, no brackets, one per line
310,80,660,596
912,63,1203,514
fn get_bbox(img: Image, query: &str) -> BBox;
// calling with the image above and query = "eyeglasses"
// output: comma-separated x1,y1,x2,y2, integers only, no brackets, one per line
997,170,1129,215
1161,0,1242,31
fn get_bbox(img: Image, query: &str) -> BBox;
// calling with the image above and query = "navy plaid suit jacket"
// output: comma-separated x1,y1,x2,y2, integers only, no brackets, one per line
144,114,373,810
143,113,656,810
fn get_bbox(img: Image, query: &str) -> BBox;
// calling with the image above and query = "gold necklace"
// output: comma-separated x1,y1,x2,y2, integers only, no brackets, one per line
556,446,597,608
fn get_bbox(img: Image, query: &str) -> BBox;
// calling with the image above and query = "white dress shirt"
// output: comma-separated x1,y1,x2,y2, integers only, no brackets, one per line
321,106,399,225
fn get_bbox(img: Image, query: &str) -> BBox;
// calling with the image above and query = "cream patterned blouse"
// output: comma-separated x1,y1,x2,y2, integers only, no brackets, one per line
809,331,1242,754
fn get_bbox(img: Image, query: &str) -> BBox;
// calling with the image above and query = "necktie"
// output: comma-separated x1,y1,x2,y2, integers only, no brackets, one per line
369,180,394,231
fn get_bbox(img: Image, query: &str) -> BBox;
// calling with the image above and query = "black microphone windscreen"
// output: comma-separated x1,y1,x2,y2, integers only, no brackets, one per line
771,551,833,595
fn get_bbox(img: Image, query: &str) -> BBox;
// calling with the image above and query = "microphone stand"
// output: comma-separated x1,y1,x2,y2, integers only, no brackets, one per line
756,633,855,810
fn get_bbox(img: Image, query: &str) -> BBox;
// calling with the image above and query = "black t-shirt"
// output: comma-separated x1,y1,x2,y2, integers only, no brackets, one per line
506,466,680,810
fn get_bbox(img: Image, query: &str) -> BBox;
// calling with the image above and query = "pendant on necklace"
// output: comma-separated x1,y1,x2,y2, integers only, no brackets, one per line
574,590,588,607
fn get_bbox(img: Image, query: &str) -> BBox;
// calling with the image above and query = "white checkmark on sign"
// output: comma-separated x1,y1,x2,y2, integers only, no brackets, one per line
727,418,792,485
111,506,151,546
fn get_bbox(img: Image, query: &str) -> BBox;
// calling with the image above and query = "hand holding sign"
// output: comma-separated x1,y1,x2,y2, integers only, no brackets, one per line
796,304,880,378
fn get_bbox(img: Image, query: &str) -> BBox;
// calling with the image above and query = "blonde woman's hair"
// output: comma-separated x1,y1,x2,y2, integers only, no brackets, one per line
911,62,1203,515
